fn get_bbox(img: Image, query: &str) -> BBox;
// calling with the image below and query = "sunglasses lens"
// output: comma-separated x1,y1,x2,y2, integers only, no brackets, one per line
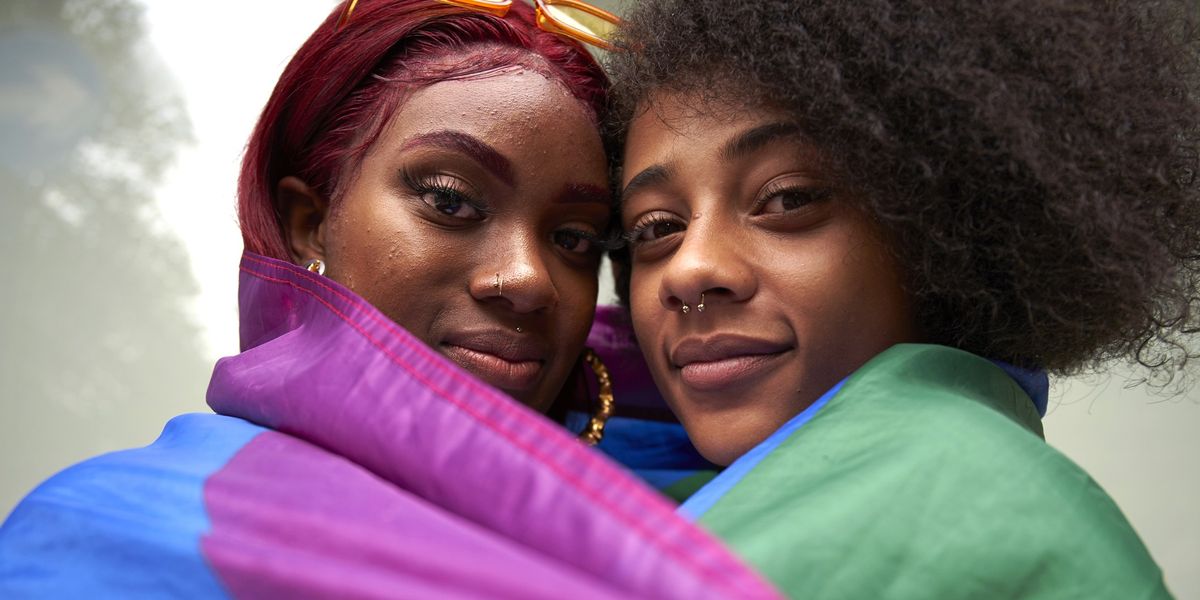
542,3,617,45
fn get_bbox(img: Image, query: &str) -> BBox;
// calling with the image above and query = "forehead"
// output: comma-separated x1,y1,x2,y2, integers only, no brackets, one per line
623,91,791,167
383,69,601,157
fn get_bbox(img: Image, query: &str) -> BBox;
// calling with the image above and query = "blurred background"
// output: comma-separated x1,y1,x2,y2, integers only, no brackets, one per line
0,0,1196,596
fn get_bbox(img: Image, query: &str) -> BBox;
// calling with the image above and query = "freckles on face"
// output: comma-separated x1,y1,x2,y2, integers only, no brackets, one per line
621,94,917,465
321,70,610,412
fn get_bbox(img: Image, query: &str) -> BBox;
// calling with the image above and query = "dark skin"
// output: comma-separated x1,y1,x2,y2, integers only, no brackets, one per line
281,69,610,413
609,0,1200,377
621,92,918,465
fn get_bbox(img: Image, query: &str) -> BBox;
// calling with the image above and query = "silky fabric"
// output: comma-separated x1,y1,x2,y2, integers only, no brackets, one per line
685,344,1171,599
0,252,778,599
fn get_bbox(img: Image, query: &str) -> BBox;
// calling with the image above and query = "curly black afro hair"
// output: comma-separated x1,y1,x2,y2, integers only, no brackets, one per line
606,0,1200,380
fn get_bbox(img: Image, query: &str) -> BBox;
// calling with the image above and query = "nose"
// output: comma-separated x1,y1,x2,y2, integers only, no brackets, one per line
659,215,756,313
470,236,558,314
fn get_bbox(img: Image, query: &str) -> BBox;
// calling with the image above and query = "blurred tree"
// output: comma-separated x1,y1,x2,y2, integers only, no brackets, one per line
0,0,208,512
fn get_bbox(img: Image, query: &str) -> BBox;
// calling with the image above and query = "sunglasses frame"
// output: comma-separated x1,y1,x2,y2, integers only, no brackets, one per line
530,0,619,51
338,0,620,51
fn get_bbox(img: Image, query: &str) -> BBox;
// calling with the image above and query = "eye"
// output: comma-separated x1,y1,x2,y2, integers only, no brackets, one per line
419,187,482,220
552,228,599,254
626,213,685,245
756,186,832,215
403,170,486,221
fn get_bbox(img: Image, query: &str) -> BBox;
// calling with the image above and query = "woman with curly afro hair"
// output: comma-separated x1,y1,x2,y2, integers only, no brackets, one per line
607,0,1199,596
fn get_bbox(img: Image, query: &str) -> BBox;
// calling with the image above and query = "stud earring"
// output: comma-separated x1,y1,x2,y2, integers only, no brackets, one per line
697,292,705,313
304,258,325,275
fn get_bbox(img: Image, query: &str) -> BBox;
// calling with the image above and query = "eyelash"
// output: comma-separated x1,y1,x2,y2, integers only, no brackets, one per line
402,169,489,219
553,228,606,255
623,183,833,248
624,212,684,247
402,168,622,258
753,182,832,215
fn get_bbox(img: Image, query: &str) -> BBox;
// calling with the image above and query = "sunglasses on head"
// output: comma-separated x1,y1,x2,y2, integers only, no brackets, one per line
337,0,621,51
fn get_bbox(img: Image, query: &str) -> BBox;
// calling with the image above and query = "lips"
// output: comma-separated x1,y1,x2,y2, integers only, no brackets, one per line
441,331,546,392
671,335,792,391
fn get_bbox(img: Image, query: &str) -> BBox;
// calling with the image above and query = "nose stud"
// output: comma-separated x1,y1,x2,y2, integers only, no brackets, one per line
697,292,705,313
681,303,690,314
494,273,503,297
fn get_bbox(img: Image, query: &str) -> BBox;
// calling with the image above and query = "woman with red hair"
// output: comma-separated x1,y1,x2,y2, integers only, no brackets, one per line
0,2,776,597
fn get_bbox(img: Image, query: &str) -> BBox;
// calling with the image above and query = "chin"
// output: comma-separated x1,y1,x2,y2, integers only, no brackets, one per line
524,391,556,414
682,411,776,467
693,440,745,468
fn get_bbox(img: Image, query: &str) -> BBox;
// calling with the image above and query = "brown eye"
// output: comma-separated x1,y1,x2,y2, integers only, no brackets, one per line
758,187,831,215
420,188,482,220
403,169,487,221
552,229,596,254
650,220,683,239
629,217,684,243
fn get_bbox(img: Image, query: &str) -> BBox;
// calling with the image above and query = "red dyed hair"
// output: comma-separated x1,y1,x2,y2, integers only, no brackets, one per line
237,0,609,259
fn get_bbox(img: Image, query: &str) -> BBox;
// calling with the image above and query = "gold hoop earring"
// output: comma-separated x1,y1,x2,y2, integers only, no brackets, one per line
304,258,325,276
579,349,614,446
697,292,705,313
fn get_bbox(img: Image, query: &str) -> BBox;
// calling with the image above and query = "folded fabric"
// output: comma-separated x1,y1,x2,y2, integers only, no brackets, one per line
687,344,1171,599
0,253,778,599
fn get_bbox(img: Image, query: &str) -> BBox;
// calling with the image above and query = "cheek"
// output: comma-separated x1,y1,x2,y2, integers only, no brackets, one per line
324,201,463,335
539,258,598,341
628,266,672,377
559,269,599,332
797,235,913,351
627,267,659,334
836,234,909,323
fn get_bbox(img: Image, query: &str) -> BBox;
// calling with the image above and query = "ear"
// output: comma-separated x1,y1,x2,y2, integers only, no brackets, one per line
278,176,330,264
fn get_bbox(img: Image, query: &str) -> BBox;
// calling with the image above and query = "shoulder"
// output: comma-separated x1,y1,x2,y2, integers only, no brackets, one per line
0,414,264,598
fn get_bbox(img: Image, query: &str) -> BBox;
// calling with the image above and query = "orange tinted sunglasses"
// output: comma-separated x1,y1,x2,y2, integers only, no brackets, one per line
337,0,621,51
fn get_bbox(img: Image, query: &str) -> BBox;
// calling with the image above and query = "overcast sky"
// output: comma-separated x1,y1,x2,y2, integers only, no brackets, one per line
143,1,342,358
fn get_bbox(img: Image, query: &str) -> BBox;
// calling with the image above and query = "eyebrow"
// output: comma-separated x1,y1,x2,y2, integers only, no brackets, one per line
620,122,805,202
402,130,515,186
620,164,674,202
720,122,804,160
554,183,612,206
